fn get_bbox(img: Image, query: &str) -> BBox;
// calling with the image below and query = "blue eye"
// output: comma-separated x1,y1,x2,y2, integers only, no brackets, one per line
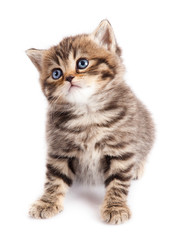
77,58,89,69
52,69,63,79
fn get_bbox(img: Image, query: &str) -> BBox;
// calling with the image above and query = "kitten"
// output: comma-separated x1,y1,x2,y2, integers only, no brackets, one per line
26,20,155,224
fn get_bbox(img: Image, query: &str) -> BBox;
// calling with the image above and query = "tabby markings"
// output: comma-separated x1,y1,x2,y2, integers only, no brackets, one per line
46,163,73,186
105,173,132,187
103,153,135,173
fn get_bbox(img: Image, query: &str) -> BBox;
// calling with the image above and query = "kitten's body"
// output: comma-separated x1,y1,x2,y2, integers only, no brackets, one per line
26,20,154,224
47,84,153,185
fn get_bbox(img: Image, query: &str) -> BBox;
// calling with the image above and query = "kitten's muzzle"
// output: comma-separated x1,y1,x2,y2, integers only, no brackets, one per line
65,75,75,83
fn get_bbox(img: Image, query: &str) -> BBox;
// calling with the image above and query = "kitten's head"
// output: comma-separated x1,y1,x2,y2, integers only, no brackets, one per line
26,20,124,105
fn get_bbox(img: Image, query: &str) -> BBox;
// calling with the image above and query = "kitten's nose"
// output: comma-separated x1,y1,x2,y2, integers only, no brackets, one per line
65,75,74,83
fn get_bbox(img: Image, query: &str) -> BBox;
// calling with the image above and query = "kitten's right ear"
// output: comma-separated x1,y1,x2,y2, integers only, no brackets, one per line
26,48,44,72
90,19,117,52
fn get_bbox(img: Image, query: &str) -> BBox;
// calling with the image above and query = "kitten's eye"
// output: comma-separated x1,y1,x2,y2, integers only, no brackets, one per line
77,58,89,69
52,69,63,80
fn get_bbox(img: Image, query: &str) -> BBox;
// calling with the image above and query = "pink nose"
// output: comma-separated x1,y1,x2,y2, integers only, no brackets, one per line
65,75,74,83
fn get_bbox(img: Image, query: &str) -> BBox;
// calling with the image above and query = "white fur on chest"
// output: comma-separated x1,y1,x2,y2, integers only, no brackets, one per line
66,86,95,105
76,142,104,185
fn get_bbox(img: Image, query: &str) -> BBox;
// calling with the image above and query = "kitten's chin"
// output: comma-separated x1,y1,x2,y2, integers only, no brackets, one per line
65,86,94,104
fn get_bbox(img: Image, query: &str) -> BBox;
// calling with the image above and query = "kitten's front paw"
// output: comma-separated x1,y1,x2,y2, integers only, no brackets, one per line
29,200,63,219
100,202,131,224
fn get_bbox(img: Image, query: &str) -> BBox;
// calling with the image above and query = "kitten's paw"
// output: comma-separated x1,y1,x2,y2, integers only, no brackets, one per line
29,200,63,219
100,202,131,224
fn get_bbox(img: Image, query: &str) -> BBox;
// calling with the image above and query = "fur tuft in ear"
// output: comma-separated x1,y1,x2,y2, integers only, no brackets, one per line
26,48,44,72
91,19,117,52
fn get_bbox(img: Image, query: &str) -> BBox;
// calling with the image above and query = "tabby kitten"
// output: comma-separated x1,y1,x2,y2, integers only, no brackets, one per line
26,20,154,224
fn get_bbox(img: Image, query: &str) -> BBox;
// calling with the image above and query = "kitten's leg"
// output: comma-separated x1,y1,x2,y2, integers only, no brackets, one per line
29,155,76,219
133,159,146,180
101,179,132,224
101,154,134,224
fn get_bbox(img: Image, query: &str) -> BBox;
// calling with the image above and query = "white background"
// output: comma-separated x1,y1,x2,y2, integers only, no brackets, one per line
0,0,178,239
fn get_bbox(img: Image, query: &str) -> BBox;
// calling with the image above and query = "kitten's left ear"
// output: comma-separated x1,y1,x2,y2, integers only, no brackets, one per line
90,19,117,52
26,48,44,72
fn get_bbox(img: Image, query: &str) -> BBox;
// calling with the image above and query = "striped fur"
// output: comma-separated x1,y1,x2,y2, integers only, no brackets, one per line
26,20,155,224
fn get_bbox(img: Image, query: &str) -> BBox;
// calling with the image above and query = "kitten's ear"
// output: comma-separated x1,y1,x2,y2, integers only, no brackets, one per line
90,19,117,52
26,48,44,72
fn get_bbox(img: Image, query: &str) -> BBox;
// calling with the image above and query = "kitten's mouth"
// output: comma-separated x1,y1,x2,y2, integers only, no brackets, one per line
69,83,81,91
